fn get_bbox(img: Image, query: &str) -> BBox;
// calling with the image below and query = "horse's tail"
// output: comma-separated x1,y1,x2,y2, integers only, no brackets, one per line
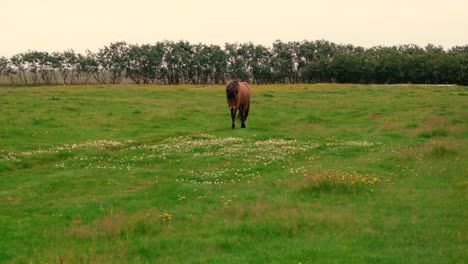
236,103,250,124
235,108,242,124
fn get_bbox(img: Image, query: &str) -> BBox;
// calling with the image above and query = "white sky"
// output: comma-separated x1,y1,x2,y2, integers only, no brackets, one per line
1,0,467,56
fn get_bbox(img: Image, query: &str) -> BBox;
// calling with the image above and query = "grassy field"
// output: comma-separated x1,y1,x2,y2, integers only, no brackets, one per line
0,84,466,263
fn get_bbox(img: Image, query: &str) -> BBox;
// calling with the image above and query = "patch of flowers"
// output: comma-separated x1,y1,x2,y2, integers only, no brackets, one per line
54,155,131,170
0,151,21,162
168,136,319,184
5,135,383,190
326,140,379,147
158,212,173,222
176,168,261,185
131,134,244,160
21,140,128,156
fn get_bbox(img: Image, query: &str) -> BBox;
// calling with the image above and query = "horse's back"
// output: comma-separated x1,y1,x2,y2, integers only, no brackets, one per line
238,82,251,101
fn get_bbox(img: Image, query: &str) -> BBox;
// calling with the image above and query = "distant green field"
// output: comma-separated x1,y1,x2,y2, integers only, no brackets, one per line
0,84,466,263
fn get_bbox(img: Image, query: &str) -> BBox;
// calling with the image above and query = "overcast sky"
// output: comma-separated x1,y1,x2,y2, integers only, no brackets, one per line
1,0,467,56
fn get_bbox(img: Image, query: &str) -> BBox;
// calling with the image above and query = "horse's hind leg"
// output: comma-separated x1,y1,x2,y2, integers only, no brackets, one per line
240,105,246,128
241,104,249,128
231,108,236,129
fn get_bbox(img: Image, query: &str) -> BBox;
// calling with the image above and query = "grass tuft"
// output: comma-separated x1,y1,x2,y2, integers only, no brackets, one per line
301,169,379,194
418,128,449,138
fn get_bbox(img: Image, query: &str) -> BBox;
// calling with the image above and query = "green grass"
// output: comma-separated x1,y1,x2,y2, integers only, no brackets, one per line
0,84,466,263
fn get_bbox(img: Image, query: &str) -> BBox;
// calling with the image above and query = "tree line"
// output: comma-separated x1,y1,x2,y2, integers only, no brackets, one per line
0,40,467,85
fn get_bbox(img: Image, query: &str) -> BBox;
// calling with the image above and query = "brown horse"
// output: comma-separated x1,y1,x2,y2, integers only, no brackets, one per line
226,81,251,129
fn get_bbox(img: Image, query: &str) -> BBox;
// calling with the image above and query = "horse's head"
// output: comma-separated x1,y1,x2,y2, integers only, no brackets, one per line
226,81,239,101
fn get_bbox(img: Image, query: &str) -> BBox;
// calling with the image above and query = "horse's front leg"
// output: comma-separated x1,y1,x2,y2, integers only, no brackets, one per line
230,108,237,129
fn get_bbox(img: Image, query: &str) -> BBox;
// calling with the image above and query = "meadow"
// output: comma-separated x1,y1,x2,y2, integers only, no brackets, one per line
0,84,466,263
